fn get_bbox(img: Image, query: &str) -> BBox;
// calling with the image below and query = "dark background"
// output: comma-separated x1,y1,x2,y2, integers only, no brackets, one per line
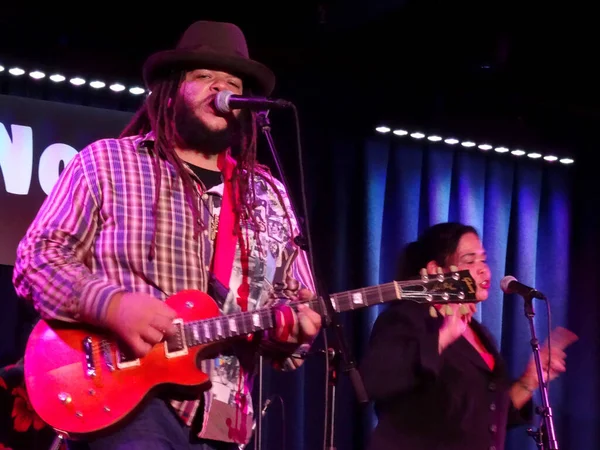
1,1,597,156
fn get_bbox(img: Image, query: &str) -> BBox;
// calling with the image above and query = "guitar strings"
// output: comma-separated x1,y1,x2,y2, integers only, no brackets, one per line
83,275,469,352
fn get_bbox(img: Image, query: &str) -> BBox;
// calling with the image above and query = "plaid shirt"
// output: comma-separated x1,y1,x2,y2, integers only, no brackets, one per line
13,132,315,445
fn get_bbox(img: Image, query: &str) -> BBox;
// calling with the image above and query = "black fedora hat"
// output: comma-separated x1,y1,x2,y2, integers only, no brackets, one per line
143,21,275,96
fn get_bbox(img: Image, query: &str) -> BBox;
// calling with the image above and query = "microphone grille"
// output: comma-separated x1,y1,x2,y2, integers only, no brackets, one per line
214,90,233,113
500,275,517,293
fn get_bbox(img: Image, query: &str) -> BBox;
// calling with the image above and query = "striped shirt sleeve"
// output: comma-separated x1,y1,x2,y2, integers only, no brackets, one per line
12,146,125,325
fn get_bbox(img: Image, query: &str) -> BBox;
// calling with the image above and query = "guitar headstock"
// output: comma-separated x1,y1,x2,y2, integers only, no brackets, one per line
395,268,478,304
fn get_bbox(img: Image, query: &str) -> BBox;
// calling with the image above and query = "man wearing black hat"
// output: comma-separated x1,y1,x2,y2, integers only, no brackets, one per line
13,20,322,450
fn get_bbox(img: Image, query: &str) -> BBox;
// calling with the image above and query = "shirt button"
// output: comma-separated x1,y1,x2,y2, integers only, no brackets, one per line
202,194,208,201
488,382,497,391
489,424,497,433
489,403,496,411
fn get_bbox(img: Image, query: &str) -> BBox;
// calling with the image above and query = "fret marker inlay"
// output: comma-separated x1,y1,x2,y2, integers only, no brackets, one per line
352,292,364,305
329,297,338,312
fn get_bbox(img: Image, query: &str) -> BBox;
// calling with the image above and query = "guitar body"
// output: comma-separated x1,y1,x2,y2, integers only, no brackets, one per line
24,290,220,439
22,269,477,440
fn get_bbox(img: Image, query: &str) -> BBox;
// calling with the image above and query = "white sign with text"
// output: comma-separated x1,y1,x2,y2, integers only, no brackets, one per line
0,122,78,196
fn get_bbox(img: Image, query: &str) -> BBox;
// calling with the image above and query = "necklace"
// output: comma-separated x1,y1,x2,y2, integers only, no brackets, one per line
210,214,219,241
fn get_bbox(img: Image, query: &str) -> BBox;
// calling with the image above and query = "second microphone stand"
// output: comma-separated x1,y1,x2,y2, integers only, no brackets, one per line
522,292,559,450
256,110,369,450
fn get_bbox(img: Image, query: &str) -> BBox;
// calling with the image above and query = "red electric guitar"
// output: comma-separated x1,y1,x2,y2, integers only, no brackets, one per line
23,269,476,439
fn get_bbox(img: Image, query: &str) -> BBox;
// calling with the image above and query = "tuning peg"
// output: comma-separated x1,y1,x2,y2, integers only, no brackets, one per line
436,266,444,281
443,304,454,315
450,265,458,272
429,306,438,318
420,268,429,280
459,304,470,315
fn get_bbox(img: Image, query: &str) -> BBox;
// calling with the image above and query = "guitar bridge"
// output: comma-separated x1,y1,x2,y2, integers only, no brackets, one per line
82,336,96,377
164,318,188,358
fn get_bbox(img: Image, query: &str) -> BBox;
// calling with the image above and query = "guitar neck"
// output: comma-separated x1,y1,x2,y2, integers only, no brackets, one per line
181,282,401,348
327,281,401,313
182,307,276,348
180,270,474,349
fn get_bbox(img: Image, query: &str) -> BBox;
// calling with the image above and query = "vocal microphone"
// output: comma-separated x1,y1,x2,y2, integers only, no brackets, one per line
500,276,547,300
214,90,293,113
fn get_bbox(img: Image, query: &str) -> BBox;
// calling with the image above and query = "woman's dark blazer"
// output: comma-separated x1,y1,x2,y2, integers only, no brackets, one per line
360,301,533,450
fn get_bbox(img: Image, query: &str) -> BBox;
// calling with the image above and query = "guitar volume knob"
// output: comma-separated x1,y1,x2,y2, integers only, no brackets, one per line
58,392,72,404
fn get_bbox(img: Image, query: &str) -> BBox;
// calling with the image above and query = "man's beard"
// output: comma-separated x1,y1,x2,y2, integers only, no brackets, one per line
174,96,242,155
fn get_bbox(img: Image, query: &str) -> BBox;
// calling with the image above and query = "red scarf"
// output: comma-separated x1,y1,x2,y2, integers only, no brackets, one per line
211,152,249,312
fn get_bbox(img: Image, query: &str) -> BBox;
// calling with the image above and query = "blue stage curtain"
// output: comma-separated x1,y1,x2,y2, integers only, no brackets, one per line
288,133,582,450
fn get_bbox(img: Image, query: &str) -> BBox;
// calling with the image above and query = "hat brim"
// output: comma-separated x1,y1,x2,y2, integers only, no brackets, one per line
143,49,276,96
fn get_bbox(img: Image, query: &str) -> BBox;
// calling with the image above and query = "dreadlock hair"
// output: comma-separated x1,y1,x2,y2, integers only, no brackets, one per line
119,71,294,260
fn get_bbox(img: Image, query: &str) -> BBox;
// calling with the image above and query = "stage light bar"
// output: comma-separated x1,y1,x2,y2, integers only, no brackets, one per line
374,125,575,165
0,62,147,97
70,77,85,86
29,71,45,79
110,83,126,92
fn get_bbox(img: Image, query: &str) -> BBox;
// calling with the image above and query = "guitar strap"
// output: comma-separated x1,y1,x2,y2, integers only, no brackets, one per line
211,151,249,312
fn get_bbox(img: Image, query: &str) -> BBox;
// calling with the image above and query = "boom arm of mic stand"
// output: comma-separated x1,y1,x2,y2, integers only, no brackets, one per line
255,111,369,402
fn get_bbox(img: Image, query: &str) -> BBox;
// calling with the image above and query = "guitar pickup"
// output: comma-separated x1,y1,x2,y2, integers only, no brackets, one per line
100,340,115,371
116,346,140,369
164,318,188,358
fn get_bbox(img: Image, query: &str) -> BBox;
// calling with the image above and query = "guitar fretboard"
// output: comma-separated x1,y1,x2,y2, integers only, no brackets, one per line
328,281,400,313
176,271,473,349
183,309,276,347
179,283,403,348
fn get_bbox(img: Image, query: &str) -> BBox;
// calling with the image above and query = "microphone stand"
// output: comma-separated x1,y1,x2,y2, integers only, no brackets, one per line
256,110,369,450
522,292,558,450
